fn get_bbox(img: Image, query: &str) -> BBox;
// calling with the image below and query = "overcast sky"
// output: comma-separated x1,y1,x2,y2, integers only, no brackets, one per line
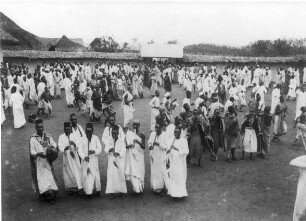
1,0,306,46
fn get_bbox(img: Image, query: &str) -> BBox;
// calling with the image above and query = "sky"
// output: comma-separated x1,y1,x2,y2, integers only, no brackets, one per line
1,0,306,47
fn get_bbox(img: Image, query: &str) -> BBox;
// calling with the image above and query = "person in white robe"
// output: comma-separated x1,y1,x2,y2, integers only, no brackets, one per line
9,86,26,129
78,123,102,196
295,86,306,120
287,76,297,101
1,83,6,125
29,119,58,204
58,122,83,193
148,124,168,196
270,84,281,115
63,75,75,107
54,70,62,99
237,79,247,111
125,120,145,195
149,90,161,131
166,128,189,198
181,90,192,112
255,82,267,111
70,113,85,141
122,86,135,129
27,75,38,103
105,125,127,199
102,116,125,145
290,155,306,221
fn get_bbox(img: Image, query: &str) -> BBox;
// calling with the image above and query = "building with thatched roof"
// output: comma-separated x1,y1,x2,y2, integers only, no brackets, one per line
53,35,87,52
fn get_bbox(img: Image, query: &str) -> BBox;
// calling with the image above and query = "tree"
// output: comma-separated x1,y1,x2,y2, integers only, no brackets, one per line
250,40,272,56
147,40,154,44
89,36,120,52
122,42,129,49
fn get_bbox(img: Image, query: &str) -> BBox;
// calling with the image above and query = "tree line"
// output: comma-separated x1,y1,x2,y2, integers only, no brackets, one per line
184,38,306,57
89,36,306,57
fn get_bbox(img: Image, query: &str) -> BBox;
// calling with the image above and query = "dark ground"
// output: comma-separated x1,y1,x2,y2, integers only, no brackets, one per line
1,84,304,221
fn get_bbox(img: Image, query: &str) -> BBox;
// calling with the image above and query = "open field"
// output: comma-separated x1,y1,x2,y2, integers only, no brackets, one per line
1,84,305,221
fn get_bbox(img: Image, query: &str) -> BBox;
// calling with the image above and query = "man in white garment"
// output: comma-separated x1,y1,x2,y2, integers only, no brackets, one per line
255,81,267,111
295,86,306,120
122,86,135,129
58,122,83,194
9,86,26,129
149,90,161,131
148,124,168,196
125,119,146,195
70,113,85,142
29,119,58,204
102,116,124,146
63,75,75,108
105,125,127,199
166,128,189,198
290,155,306,221
270,84,281,115
78,123,102,196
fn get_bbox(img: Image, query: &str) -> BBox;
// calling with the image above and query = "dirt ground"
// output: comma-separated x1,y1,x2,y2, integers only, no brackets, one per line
1,84,304,221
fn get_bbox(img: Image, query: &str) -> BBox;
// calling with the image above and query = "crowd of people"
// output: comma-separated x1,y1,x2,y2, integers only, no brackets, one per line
1,61,306,205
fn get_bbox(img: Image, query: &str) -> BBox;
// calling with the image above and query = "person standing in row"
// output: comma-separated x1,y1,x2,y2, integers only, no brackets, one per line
105,125,127,199
125,119,146,195
58,122,83,194
78,123,102,196
29,119,58,204
149,90,161,132
148,124,168,196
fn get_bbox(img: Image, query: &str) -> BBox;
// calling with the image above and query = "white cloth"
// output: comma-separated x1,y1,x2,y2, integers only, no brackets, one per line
78,135,102,194
255,86,267,111
271,88,281,114
295,90,306,120
105,137,127,194
58,133,83,190
63,78,74,105
30,134,58,194
149,96,160,131
125,131,145,193
290,155,306,221
122,91,134,127
288,78,297,98
166,137,189,198
242,128,257,153
101,125,125,146
9,92,26,128
148,131,168,191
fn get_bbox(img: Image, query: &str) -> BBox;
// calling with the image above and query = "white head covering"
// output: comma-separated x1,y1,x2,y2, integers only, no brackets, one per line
164,92,171,97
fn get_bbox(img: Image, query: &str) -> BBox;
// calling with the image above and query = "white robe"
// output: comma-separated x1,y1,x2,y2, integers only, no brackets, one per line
63,78,74,105
271,88,281,114
166,137,189,198
105,137,127,194
101,125,125,146
149,96,160,131
148,131,167,191
58,133,83,190
288,78,297,98
30,134,58,194
125,131,145,193
290,155,306,221
9,92,26,128
255,86,267,111
295,90,306,120
78,135,102,194
122,91,135,127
